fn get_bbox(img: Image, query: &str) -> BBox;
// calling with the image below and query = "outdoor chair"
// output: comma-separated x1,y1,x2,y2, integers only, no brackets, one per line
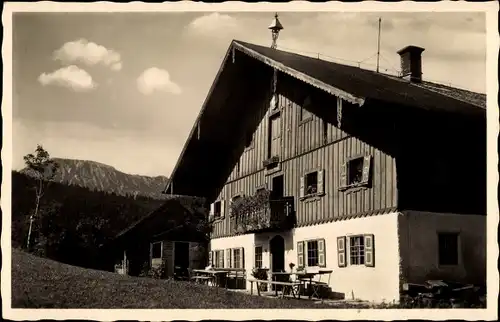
310,272,332,301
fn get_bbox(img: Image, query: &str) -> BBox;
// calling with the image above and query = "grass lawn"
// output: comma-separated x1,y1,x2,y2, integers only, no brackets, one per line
12,249,337,309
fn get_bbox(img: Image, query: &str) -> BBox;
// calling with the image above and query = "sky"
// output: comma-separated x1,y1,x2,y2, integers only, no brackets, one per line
12,11,486,177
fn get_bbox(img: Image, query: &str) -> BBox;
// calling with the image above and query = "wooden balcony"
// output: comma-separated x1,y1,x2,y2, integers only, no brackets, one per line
231,196,295,234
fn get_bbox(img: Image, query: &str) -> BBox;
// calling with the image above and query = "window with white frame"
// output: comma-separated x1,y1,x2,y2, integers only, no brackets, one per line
300,169,325,199
336,234,375,268
254,246,263,268
349,236,365,265
297,239,326,268
212,250,224,268
306,240,319,266
233,248,241,268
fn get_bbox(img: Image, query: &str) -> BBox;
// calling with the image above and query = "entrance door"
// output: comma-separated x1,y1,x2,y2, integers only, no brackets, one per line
174,242,190,279
270,235,286,291
271,175,284,200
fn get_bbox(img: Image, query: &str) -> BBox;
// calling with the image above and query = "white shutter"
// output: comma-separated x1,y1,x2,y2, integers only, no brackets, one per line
317,169,325,196
318,238,326,267
364,234,375,267
209,203,215,221
299,176,305,198
337,236,346,268
220,200,226,218
297,241,305,268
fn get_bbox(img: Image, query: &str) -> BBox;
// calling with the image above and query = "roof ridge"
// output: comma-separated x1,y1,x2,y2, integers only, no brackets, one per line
235,40,485,98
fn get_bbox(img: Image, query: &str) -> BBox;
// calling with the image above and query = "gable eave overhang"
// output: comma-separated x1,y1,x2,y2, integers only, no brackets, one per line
232,41,366,107
164,40,367,196
163,42,236,195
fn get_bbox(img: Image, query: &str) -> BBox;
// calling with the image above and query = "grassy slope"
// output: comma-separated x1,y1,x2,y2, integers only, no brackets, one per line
12,249,335,309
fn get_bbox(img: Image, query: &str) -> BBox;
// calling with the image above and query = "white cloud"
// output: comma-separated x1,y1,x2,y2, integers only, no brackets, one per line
187,12,239,35
38,65,96,91
53,38,122,71
137,67,181,95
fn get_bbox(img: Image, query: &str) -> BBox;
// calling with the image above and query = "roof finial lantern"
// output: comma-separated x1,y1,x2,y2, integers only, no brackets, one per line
269,12,284,49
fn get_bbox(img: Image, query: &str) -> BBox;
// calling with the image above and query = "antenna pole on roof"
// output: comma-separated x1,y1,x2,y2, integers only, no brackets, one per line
376,17,381,73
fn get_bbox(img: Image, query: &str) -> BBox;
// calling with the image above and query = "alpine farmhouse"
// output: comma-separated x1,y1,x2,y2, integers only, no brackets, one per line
163,37,486,302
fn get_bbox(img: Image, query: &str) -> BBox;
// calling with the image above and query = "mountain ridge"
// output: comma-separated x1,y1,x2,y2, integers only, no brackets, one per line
21,157,169,200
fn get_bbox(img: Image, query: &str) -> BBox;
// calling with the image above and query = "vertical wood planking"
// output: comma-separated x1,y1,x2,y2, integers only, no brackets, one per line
211,90,398,237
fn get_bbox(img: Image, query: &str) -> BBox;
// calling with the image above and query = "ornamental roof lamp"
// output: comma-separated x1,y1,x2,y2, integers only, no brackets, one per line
269,13,284,49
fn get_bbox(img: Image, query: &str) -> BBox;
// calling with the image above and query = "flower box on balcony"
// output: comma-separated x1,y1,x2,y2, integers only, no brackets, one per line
262,156,280,169
230,190,294,234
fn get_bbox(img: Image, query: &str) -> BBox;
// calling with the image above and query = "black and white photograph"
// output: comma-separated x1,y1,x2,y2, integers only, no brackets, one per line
2,1,498,320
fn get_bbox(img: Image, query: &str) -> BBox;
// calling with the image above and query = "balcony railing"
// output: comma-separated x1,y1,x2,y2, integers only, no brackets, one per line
231,196,295,234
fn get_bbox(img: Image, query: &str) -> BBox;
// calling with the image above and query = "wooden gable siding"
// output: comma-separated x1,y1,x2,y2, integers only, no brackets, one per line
226,74,349,181
210,74,397,238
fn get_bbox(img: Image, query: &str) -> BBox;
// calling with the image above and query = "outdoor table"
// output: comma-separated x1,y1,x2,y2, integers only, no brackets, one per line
191,269,228,288
294,270,333,300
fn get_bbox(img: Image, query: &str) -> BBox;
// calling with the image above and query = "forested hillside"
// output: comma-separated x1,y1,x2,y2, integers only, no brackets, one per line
11,170,167,270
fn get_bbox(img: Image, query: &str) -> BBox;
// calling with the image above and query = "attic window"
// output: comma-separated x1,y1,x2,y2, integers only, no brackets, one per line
214,201,222,218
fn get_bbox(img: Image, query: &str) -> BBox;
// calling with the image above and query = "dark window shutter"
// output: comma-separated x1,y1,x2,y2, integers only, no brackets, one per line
297,241,305,268
337,236,346,267
364,234,375,267
220,200,226,218
317,169,325,195
340,162,347,189
240,247,245,269
361,156,372,185
318,238,326,267
299,176,305,198
226,249,232,268
208,251,213,266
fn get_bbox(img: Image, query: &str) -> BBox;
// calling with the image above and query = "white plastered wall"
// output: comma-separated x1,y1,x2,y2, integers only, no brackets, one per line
210,212,401,303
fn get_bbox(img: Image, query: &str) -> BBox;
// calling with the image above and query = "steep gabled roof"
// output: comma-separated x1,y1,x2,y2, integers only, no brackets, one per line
235,41,486,112
163,40,486,198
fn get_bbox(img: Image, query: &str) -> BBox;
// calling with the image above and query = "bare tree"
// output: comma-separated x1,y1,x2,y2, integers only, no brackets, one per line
23,145,59,250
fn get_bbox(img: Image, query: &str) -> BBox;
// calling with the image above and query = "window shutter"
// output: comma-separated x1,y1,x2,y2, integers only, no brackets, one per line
220,200,226,218
297,241,305,268
209,203,215,221
361,156,372,185
364,234,375,267
318,238,326,267
240,247,245,269
226,249,232,268
299,176,305,198
317,169,325,195
337,236,346,268
220,250,224,268
340,162,347,189
208,251,213,266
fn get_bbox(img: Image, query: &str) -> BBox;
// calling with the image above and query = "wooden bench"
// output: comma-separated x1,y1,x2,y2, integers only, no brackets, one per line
215,268,246,288
248,278,302,299
190,276,213,285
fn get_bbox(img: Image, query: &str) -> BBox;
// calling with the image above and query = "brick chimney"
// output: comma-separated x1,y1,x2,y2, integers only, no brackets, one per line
397,45,425,83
